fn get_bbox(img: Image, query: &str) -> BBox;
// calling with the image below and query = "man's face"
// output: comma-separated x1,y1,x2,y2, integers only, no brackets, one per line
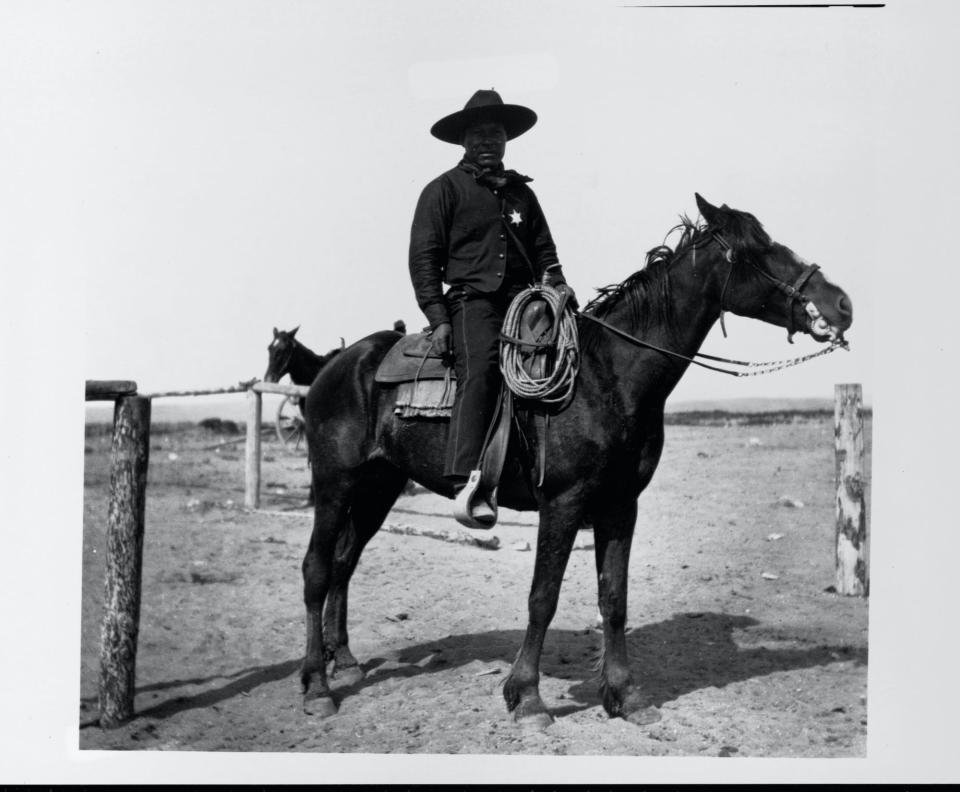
462,121,507,169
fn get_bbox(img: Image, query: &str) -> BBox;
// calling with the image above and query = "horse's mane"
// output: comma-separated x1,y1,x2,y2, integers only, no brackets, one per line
578,206,771,350
578,215,703,350
290,336,342,367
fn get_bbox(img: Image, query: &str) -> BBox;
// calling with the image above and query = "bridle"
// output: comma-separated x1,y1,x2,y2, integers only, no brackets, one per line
269,336,298,380
578,230,847,377
711,231,822,343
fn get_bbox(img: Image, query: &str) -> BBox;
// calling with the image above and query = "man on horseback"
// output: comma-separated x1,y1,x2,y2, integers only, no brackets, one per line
409,89,576,526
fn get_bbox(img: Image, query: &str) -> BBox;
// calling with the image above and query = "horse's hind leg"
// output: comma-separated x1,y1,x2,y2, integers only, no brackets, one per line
322,462,408,684
301,473,357,716
593,498,661,725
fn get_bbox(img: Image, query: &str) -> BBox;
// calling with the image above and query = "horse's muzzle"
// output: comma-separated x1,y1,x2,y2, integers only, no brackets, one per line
805,301,849,343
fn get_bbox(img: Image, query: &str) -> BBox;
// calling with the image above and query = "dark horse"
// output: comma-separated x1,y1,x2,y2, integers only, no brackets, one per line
263,326,344,388
299,195,853,728
264,322,407,387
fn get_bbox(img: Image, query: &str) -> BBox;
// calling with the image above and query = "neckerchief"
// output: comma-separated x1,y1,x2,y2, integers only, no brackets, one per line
458,159,532,191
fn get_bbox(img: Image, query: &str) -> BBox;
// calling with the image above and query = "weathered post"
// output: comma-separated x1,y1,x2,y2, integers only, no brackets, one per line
98,393,151,727
835,383,868,596
245,387,262,508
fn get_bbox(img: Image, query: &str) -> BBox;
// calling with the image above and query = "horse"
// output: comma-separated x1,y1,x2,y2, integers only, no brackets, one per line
264,322,407,387
264,326,344,388
298,194,854,729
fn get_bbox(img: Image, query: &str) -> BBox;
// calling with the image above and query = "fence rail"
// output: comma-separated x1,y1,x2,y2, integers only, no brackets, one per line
142,382,311,399
86,380,137,401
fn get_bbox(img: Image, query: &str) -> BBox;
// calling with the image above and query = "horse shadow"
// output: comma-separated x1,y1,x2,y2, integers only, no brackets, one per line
89,611,864,725
333,610,865,715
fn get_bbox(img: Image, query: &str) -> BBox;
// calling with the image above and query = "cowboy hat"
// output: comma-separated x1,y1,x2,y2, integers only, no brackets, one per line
430,89,537,144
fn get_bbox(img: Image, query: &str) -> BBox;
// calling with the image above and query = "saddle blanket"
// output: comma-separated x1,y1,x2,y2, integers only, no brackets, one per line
393,377,455,419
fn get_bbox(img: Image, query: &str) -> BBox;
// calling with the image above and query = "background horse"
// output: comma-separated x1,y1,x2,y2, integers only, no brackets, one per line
264,327,346,505
264,321,407,387
264,326,344,388
299,194,853,729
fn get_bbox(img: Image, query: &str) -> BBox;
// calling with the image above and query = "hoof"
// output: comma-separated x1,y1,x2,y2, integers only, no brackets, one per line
626,706,662,726
515,711,554,732
330,664,365,686
303,693,338,718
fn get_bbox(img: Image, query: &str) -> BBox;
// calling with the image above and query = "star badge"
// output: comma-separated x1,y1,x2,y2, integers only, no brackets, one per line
509,209,523,226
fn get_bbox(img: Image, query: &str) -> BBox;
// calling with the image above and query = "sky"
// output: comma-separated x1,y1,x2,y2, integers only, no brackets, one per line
6,0,883,406
4,0,960,784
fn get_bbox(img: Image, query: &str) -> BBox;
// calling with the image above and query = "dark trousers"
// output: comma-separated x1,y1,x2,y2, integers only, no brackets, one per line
444,282,525,480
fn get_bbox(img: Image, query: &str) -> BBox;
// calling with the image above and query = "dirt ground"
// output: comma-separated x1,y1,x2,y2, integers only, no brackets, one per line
79,413,870,756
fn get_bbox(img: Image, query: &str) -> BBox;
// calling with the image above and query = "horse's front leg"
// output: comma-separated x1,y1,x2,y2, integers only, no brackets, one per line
503,489,582,730
593,498,661,725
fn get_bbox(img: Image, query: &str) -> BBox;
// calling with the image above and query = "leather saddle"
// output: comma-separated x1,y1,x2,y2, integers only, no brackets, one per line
374,332,453,384
507,298,553,383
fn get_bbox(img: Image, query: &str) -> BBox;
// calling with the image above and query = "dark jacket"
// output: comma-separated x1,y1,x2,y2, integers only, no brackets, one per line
409,163,560,329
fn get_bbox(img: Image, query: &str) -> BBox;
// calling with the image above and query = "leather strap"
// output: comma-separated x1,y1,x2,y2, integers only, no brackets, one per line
479,386,514,499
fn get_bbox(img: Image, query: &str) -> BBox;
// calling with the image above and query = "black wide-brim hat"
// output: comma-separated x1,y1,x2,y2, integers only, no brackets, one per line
430,89,537,145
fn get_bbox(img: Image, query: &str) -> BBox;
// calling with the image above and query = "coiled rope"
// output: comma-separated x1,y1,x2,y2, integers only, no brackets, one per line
499,285,580,407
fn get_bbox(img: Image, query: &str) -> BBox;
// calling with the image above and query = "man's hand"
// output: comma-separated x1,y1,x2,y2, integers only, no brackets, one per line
431,322,453,357
543,266,579,312
556,283,579,312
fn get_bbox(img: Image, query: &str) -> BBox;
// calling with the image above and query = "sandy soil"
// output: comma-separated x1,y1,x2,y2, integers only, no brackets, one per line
79,414,869,756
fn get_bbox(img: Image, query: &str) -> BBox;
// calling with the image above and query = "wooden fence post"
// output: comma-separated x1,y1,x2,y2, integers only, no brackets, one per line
835,383,868,596
98,394,151,727
245,388,262,509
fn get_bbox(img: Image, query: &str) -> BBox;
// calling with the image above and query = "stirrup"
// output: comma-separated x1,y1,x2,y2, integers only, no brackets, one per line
453,469,498,529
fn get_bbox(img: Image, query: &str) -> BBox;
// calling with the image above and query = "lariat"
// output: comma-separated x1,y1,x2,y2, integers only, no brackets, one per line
500,285,580,406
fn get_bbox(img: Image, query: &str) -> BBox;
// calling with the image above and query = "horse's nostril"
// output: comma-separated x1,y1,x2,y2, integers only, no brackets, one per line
836,295,852,317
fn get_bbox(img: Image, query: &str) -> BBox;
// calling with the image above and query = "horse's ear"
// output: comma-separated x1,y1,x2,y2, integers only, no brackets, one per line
272,327,279,337
340,337,346,349
695,193,722,225
290,325,299,338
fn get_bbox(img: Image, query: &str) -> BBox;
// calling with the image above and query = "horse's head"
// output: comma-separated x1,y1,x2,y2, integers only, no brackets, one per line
264,325,300,382
695,194,853,344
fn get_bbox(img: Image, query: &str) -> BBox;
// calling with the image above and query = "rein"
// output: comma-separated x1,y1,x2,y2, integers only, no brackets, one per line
577,311,844,377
